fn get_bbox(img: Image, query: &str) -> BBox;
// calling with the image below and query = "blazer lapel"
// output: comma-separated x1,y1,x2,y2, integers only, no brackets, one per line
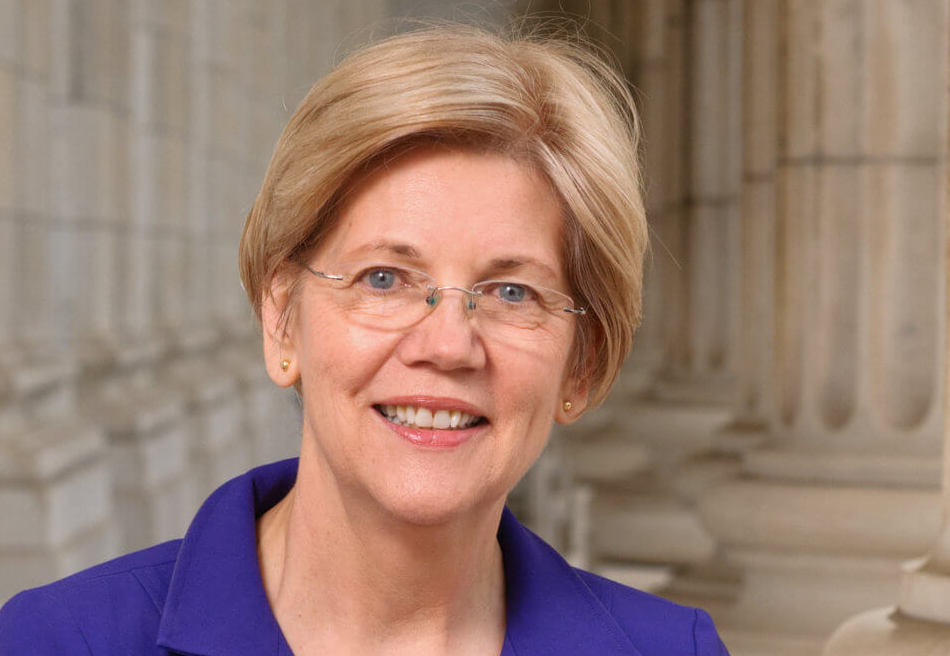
498,508,645,656
157,460,297,656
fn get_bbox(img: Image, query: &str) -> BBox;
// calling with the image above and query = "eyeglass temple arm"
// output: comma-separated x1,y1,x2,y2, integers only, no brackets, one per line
305,265,344,281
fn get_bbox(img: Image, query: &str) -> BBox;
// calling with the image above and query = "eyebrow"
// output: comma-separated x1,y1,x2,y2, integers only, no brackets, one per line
352,240,422,259
346,242,559,279
486,257,559,280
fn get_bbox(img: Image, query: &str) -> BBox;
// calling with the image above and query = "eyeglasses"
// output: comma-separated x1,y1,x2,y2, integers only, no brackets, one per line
304,261,585,335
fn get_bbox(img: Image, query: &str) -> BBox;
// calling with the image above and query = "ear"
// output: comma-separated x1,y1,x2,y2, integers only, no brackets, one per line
555,372,590,425
261,268,299,388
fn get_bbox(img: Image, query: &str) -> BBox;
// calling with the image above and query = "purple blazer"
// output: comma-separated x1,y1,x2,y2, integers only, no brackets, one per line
0,459,729,655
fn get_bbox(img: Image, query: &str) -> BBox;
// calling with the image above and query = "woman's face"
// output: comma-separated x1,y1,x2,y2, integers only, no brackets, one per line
266,147,587,525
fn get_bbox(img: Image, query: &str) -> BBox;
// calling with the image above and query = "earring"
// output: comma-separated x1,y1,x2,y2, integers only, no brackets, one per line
280,359,290,372
563,400,573,412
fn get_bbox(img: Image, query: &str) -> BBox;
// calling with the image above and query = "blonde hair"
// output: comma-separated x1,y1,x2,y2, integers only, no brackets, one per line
239,23,646,408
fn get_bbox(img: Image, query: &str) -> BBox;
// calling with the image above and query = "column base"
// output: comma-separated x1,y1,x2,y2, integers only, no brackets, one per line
162,357,248,507
592,491,718,563
683,550,901,636
594,561,674,593
699,479,940,556
720,629,825,656
899,557,950,625
824,607,950,656
0,520,120,598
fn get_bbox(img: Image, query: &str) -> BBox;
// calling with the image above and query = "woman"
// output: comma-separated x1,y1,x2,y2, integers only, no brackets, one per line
0,24,728,655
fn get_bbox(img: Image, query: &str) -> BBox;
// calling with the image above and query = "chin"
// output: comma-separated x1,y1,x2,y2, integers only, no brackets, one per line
375,480,505,529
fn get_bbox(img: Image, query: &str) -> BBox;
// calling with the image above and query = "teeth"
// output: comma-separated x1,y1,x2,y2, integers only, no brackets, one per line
379,405,482,430
414,407,433,428
433,410,450,429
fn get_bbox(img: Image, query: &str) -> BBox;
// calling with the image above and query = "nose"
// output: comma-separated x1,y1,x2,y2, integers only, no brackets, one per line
396,289,487,371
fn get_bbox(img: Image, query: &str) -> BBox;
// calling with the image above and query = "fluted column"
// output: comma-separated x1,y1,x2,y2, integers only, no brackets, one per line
697,2,948,653
619,0,674,388
13,0,60,361
617,0,750,611
608,0,742,549
730,0,776,437
660,0,742,402
823,1,950,653
544,0,742,592
67,0,193,553
168,0,251,507
216,0,301,469
0,1,20,361
0,0,118,601
47,0,128,368
650,0,691,394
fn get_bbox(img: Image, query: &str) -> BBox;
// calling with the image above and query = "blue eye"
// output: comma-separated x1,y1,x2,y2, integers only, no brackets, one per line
498,283,527,303
365,269,396,289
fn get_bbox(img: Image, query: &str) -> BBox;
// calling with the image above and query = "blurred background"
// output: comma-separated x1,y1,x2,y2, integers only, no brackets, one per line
2,1,949,655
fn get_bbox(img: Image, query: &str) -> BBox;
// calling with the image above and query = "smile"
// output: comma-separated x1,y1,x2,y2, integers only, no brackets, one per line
374,404,486,430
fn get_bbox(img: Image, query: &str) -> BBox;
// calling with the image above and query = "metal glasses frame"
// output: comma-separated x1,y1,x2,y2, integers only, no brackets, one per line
304,264,586,317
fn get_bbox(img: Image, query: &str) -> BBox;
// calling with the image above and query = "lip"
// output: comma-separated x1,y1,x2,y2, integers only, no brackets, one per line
373,396,489,449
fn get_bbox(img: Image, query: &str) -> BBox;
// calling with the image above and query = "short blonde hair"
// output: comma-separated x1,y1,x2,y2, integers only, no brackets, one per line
239,24,646,408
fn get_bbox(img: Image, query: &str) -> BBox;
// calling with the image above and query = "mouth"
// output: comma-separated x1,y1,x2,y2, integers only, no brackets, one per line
373,404,488,430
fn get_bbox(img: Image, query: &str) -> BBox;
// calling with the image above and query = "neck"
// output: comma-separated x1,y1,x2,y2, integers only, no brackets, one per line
257,448,507,655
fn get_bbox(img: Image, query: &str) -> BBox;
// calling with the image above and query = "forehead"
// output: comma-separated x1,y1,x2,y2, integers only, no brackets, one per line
316,148,566,277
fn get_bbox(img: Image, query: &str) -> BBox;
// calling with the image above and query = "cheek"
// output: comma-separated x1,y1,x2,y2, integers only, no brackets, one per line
523,325,575,379
297,311,401,396
491,337,573,412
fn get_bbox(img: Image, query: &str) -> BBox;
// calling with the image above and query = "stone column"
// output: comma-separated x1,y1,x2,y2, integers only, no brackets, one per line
68,0,193,553
549,0,742,593
652,0,778,628
823,1,950,653
619,0,676,389
694,2,948,653
0,0,119,601
0,0,21,361
216,0,300,470
45,0,128,369
599,0,743,554
659,0,742,402
11,0,61,362
649,0,692,395
168,0,249,508
730,0,776,437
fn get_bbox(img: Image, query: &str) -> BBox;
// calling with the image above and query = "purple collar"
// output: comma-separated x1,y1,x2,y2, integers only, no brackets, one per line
157,459,641,655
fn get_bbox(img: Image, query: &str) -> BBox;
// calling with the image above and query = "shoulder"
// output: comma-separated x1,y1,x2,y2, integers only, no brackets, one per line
499,508,728,655
0,540,181,655
573,568,729,656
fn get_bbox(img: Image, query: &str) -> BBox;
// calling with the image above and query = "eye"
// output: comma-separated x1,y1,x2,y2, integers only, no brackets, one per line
497,283,528,303
353,265,430,294
482,281,544,306
361,268,398,290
